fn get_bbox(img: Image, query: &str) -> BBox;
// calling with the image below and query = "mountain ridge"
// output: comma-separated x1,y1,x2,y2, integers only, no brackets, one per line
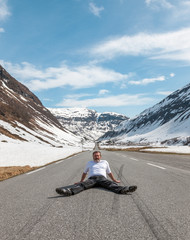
0,65,80,146
48,107,129,141
1,64,190,147
99,83,190,146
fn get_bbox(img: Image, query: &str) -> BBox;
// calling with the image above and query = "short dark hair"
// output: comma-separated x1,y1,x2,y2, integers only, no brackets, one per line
93,151,101,156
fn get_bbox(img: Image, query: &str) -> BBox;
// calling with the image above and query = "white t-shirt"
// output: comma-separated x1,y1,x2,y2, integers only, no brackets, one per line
83,160,111,178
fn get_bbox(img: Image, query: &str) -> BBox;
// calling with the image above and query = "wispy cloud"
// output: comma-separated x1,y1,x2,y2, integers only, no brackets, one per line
145,0,174,9
129,76,165,85
99,89,109,95
156,91,172,96
168,1,190,22
170,73,175,77
0,0,11,21
0,60,129,91
0,27,4,32
57,94,154,108
146,1,190,27
65,93,93,99
90,28,190,64
42,98,53,102
89,2,104,17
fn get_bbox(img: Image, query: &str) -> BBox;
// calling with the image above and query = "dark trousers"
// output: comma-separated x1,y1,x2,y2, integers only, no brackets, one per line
71,175,125,195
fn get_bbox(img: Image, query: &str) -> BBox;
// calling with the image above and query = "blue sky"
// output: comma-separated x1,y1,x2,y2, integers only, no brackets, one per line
1,0,190,117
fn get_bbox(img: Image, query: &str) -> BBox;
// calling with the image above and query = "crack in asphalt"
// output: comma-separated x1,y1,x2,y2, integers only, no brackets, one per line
8,202,53,240
114,164,176,240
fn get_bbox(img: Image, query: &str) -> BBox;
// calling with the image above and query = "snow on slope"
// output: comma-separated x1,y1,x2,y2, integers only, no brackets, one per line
99,83,190,146
0,142,82,167
0,117,94,167
0,65,88,167
50,108,96,118
0,118,81,147
117,112,190,145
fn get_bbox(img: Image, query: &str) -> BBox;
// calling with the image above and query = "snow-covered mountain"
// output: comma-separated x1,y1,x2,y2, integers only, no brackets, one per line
0,65,80,147
48,108,129,141
99,83,190,146
2,63,189,150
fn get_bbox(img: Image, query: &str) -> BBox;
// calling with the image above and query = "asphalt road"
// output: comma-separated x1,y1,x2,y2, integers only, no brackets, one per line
1,150,190,240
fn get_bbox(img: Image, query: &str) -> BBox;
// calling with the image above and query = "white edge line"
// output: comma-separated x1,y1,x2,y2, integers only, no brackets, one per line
55,157,72,164
147,163,166,170
27,167,46,175
55,161,64,164
130,158,139,161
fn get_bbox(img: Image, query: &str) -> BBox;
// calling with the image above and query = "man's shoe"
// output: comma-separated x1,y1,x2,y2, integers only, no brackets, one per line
120,185,137,194
56,188,72,196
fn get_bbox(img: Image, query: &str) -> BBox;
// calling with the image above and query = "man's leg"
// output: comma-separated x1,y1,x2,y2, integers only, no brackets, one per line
56,178,97,196
96,176,123,194
98,176,137,194
71,178,97,195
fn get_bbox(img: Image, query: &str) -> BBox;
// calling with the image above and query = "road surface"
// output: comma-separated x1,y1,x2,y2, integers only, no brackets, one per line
1,150,190,240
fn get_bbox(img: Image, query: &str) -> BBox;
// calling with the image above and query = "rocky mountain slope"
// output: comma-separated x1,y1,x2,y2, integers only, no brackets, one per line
0,65,80,146
99,83,190,146
48,108,129,141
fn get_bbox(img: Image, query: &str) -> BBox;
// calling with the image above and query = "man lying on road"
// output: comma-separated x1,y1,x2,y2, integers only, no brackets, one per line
56,151,137,196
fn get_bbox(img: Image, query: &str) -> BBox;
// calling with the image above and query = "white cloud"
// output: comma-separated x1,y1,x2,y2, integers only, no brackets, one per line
57,94,154,108
156,91,172,96
0,0,11,21
0,27,4,32
0,60,129,91
65,93,93,99
43,98,53,102
89,2,104,17
90,28,190,64
146,1,190,27
99,89,109,95
129,76,165,85
145,0,174,9
170,73,175,77
182,1,190,6
168,1,190,23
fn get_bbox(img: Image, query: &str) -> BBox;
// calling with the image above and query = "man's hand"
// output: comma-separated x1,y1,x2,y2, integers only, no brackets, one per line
108,173,120,183
74,172,87,185
81,172,87,181
74,182,80,185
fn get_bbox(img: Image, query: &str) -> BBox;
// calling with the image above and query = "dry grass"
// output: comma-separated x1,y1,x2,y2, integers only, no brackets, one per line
100,146,190,155
100,147,150,152
0,152,80,181
0,166,37,181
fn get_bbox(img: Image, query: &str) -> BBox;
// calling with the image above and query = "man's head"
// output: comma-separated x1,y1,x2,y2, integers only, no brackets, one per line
93,151,101,162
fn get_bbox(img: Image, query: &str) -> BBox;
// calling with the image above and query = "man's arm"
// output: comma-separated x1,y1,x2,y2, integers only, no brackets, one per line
80,172,87,182
108,172,120,183
74,172,87,185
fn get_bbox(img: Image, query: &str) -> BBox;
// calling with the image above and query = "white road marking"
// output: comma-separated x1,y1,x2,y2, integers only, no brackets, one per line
55,157,72,164
130,158,139,161
26,167,46,175
147,163,166,170
55,160,64,164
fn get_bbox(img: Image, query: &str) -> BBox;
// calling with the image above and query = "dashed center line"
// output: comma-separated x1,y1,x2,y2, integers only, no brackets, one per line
26,167,46,175
147,163,166,170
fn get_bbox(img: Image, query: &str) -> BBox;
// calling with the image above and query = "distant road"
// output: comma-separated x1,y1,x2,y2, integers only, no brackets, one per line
1,150,190,240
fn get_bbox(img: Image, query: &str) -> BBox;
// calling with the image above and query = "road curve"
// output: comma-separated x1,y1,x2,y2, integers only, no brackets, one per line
1,150,190,240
